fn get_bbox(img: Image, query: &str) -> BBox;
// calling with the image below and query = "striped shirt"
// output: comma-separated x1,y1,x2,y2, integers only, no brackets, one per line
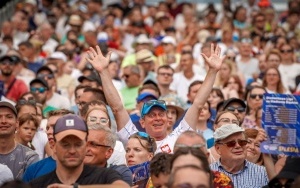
210,160,269,188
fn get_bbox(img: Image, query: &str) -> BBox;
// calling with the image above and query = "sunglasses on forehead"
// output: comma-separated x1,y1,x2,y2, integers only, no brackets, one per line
133,132,155,152
17,99,36,105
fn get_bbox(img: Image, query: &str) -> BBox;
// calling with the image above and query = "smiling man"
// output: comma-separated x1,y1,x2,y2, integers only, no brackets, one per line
87,44,225,154
210,124,269,188
29,114,128,187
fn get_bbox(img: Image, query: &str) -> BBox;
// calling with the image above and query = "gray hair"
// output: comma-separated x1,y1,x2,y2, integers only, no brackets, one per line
88,124,117,148
124,65,141,75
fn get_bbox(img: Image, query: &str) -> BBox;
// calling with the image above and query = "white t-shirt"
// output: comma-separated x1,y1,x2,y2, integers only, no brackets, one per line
117,118,193,154
32,130,48,160
278,63,300,90
107,140,126,166
46,92,71,110
235,55,260,83
170,72,205,103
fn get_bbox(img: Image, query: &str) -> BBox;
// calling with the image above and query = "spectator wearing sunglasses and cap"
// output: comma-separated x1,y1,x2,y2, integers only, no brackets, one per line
210,124,269,188
0,55,28,102
222,97,247,126
36,65,71,112
87,43,225,154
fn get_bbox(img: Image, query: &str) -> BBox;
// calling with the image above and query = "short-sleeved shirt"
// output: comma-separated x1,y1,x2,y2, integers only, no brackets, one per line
117,118,192,154
210,160,269,188
1,76,28,102
0,164,13,186
29,165,122,187
0,144,39,179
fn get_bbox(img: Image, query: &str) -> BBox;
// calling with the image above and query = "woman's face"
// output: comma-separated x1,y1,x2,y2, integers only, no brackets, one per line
125,138,153,166
63,61,74,75
166,106,177,130
17,121,37,143
172,153,202,172
86,109,110,127
208,91,222,109
265,68,280,86
227,77,239,91
214,112,239,130
247,88,265,110
219,63,231,79
246,137,261,163
198,102,211,122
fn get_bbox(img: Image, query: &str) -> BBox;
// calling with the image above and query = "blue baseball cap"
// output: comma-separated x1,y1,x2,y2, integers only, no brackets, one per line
136,92,157,103
141,100,167,118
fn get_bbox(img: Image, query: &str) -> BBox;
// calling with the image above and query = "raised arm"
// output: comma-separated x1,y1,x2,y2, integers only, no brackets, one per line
86,46,130,131
184,44,225,129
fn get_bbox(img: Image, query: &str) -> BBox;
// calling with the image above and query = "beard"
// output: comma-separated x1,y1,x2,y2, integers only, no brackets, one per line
1,69,13,76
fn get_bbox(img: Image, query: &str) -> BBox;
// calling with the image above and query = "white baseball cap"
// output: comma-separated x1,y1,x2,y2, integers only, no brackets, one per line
214,124,244,142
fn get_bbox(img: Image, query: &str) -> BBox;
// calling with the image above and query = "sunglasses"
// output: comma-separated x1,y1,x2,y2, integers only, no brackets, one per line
87,141,110,148
226,106,245,113
280,49,293,53
249,94,263,99
88,116,109,126
217,139,249,147
216,118,240,125
30,87,47,93
0,59,15,65
122,74,130,79
17,99,36,105
37,74,54,80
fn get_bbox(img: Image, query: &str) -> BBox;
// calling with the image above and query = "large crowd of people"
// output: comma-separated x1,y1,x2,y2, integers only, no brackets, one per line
0,0,300,187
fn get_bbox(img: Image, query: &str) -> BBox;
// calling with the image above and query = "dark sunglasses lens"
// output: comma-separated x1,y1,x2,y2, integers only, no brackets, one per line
237,107,245,112
226,141,237,147
238,140,248,146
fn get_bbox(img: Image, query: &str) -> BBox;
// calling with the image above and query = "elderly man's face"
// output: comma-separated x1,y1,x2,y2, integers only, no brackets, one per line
215,132,247,162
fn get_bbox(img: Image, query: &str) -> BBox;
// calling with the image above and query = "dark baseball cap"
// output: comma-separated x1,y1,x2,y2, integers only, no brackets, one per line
0,101,17,116
222,98,246,110
30,77,49,89
137,92,157,103
54,114,88,141
78,72,102,86
37,66,54,75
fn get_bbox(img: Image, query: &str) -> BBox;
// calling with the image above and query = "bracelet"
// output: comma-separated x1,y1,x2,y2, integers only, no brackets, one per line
73,183,79,188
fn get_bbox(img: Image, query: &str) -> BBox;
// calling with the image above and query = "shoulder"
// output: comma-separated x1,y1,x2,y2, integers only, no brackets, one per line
29,170,57,186
245,160,267,172
15,144,38,157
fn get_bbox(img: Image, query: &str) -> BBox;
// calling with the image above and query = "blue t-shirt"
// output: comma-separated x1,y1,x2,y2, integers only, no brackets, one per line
23,156,56,183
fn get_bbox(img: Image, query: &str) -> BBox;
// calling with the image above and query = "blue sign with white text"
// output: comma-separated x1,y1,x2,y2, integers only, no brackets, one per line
261,93,300,156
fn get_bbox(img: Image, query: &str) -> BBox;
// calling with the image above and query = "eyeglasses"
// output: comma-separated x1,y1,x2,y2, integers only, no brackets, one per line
226,106,245,113
87,116,109,126
37,74,54,80
30,87,47,93
217,139,249,147
280,49,293,53
216,118,240,125
87,141,111,148
158,72,173,77
249,94,263,99
17,99,36,105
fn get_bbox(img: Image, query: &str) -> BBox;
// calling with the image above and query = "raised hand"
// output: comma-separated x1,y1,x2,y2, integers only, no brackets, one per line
86,45,112,73
201,43,226,71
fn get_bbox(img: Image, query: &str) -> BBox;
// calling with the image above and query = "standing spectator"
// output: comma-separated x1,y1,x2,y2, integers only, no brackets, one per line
235,38,260,84
0,101,39,179
120,65,142,112
263,67,289,94
158,36,180,66
278,44,300,92
222,98,247,126
0,55,28,102
38,23,58,55
170,51,205,103
156,65,175,97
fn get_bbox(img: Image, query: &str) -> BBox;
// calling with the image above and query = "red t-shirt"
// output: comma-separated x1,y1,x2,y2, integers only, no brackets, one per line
1,76,28,102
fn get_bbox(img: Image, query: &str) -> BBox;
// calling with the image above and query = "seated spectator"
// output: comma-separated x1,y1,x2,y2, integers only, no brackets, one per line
210,124,269,187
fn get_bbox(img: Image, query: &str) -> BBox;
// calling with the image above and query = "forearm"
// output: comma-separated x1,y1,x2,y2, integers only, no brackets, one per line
262,153,276,180
98,69,129,131
184,69,218,128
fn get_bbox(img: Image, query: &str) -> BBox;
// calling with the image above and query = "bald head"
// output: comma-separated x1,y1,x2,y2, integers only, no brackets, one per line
174,131,208,156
